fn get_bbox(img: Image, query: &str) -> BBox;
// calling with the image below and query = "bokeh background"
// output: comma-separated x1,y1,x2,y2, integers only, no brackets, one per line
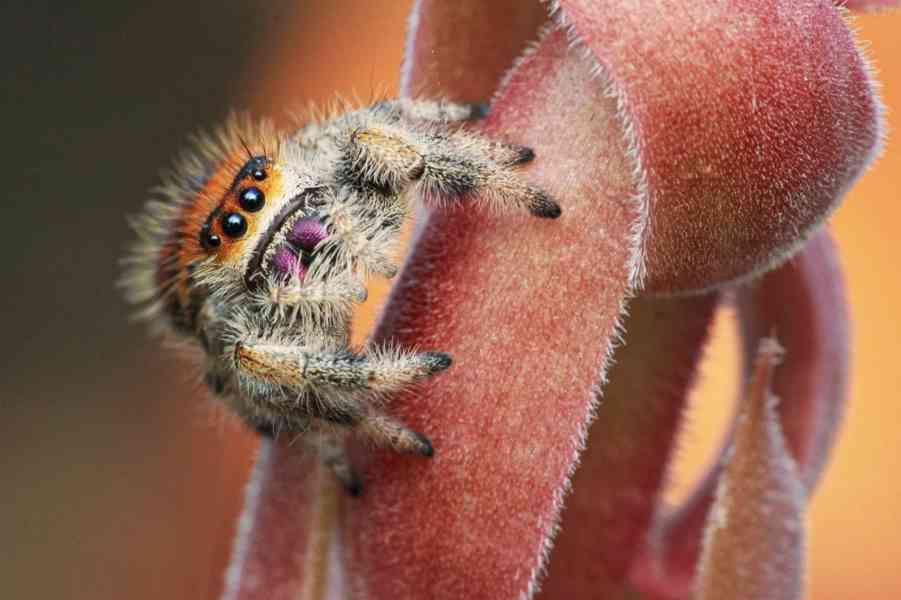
2,2,898,599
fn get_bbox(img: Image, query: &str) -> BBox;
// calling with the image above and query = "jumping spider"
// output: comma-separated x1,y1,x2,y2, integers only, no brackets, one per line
122,98,560,494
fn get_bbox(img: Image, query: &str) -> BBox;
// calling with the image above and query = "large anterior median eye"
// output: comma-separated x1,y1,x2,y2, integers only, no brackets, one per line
239,187,265,212
221,212,248,238
197,155,272,253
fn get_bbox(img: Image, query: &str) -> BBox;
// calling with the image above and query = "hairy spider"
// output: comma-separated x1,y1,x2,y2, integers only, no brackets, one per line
122,98,560,494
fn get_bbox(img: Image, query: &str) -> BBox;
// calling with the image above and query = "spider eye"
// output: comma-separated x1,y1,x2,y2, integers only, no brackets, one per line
239,187,265,212
221,212,248,238
237,156,268,185
199,224,221,250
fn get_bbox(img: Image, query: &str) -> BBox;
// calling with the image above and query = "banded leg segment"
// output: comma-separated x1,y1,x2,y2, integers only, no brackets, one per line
234,341,451,393
368,100,535,167
346,126,426,192
233,340,450,455
343,122,561,218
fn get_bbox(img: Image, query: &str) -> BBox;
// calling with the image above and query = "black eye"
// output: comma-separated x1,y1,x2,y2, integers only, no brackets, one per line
239,187,265,212
199,224,221,250
221,212,247,238
235,156,268,186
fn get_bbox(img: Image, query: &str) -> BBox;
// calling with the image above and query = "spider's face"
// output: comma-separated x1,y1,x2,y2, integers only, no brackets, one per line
179,154,329,287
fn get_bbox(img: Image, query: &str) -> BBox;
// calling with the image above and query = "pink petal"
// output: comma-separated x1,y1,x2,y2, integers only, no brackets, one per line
536,294,718,599
631,230,849,599
343,24,648,600
554,0,882,292
693,338,806,600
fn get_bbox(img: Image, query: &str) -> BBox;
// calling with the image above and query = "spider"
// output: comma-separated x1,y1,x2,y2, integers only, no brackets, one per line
122,98,560,494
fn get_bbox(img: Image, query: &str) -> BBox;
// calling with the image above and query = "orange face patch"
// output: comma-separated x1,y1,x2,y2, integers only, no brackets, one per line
156,151,287,312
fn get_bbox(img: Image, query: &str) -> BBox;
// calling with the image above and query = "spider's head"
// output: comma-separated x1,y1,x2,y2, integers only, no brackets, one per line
125,119,335,336
189,154,329,288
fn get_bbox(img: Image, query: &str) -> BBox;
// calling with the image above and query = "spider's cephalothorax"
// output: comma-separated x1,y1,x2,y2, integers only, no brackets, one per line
122,99,560,494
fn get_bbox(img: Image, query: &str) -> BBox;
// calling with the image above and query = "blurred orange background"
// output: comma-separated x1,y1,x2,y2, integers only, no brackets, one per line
2,3,899,599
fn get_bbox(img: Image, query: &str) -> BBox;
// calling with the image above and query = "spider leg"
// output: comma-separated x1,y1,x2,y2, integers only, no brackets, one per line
232,339,450,455
373,98,489,124
262,275,367,326
248,419,363,496
234,341,450,392
309,433,364,496
370,100,538,168
344,126,426,192
311,188,403,280
343,123,561,218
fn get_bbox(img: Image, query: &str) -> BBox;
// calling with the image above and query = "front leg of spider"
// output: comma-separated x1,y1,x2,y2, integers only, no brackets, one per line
233,337,450,461
343,117,562,218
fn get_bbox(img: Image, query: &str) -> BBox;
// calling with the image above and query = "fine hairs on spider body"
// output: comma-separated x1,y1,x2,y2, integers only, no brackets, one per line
122,98,561,495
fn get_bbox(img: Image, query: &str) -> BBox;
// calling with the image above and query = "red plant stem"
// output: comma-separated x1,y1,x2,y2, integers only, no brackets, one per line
221,442,341,600
537,294,718,599
343,26,647,599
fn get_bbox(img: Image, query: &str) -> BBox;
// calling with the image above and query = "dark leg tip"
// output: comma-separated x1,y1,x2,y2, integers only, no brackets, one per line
253,421,278,439
414,432,435,457
511,146,536,166
530,193,562,219
466,102,491,120
344,474,364,497
424,351,453,373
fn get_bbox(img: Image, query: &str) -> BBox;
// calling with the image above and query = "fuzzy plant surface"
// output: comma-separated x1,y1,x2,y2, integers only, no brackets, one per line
221,1,896,599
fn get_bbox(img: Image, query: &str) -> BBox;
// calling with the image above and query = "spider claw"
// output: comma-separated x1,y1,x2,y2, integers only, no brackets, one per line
342,468,364,497
529,192,562,219
465,102,491,120
510,145,535,166
423,351,453,373
413,431,435,458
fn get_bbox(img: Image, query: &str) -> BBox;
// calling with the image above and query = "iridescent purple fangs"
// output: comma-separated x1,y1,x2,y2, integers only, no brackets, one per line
271,217,329,281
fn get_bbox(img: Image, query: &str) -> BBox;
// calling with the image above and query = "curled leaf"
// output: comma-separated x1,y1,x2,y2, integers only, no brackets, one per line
554,0,881,292
537,294,718,599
